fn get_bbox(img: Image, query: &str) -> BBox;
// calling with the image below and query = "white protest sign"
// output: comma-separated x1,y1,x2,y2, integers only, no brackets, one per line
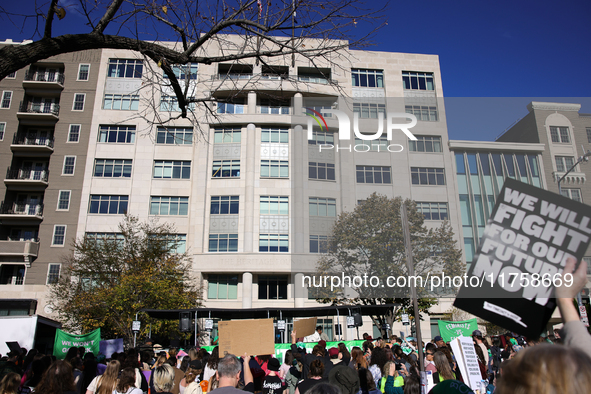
450,336,482,390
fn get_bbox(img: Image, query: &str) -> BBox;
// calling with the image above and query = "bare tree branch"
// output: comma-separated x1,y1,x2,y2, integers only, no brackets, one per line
43,0,59,38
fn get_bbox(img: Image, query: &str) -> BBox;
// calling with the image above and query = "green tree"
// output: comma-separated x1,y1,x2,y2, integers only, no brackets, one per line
49,215,200,345
315,193,464,337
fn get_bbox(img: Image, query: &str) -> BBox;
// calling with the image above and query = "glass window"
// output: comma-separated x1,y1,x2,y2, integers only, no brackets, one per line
259,234,289,253
504,154,516,178
153,161,191,179
1,91,12,109
103,94,139,110
308,131,334,145
549,126,570,143
0,122,5,141
351,69,384,88
164,63,198,80
78,64,90,81
208,235,238,253
402,71,435,91
94,159,132,178
260,196,288,215
310,235,329,253
354,136,389,152
261,128,289,143
353,103,386,119
150,196,189,215
309,198,337,217
57,191,71,210
156,127,193,144
261,160,289,178
47,264,61,284
587,128,591,143
160,95,196,112
212,160,240,178
467,154,478,175
107,59,143,78
555,156,576,173
68,125,80,142
409,135,442,152
208,274,238,298
309,162,335,181
561,189,583,203
52,225,66,246
405,105,438,121
214,128,241,143
416,202,448,220
72,94,85,111
89,195,129,214
258,275,288,298
479,153,491,176
356,166,392,184
98,125,136,143
62,156,76,175
411,167,445,185
210,196,239,215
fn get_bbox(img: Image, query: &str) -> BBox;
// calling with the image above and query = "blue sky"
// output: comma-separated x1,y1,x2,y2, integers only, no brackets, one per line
1,0,589,141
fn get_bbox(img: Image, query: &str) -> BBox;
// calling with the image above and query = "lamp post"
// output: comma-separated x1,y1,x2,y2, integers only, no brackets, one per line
555,147,591,308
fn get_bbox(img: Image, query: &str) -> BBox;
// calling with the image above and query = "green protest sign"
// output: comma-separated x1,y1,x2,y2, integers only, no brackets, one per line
437,319,478,343
53,328,101,359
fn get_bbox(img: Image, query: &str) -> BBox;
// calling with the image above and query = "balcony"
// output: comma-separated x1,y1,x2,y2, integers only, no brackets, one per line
11,134,54,154
5,167,49,187
217,102,246,114
0,240,40,266
258,105,291,115
22,70,65,89
0,202,44,222
17,101,60,121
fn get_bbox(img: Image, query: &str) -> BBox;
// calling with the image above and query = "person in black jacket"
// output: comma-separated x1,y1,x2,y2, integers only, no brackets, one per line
290,331,332,379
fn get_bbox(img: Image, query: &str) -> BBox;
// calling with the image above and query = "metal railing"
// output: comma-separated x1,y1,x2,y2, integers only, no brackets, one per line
12,133,54,148
6,167,49,182
24,71,65,85
0,201,44,216
18,101,60,116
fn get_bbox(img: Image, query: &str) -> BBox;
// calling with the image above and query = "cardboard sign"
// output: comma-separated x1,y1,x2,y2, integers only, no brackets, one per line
450,337,482,390
347,316,355,328
218,318,275,356
454,179,591,338
293,317,317,338
437,319,478,343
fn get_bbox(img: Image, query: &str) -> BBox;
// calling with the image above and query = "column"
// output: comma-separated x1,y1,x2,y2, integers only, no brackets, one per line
243,272,253,309
248,91,257,114
294,272,305,308
244,123,256,252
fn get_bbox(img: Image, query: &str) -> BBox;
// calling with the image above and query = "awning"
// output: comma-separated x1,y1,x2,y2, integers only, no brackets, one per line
141,303,399,320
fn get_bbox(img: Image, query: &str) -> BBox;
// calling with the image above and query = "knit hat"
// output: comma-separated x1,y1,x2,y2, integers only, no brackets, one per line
329,365,360,394
268,358,281,371
318,340,327,349
428,380,474,394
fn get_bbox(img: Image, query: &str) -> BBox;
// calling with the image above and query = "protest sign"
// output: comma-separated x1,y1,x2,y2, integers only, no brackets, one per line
454,178,591,338
53,328,101,359
218,318,275,356
437,319,478,342
293,317,317,338
450,337,482,390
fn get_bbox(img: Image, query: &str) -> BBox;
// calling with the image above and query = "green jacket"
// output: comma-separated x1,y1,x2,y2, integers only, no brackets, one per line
381,375,404,394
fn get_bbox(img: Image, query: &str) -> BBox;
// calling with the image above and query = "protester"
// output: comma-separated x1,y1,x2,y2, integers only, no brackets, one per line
165,357,185,394
380,362,404,394
280,351,294,383
306,383,341,394
488,337,502,375
432,337,444,348
291,331,330,379
326,365,358,394
262,358,283,394
495,344,591,393
114,368,143,394
472,330,489,366
35,360,78,394
0,352,21,380
180,356,191,373
367,348,387,389
285,354,303,394
79,356,98,394
427,380,473,394
295,360,326,394
183,360,204,394
305,327,329,343
203,347,220,382
209,353,254,394
348,348,367,371
0,372,20,394
154,364,176,394
337,344,351,367
85,360,120,394
431,352,455,384
423,344,437,374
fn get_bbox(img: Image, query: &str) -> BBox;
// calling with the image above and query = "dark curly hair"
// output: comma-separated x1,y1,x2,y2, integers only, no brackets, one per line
34,360,76,394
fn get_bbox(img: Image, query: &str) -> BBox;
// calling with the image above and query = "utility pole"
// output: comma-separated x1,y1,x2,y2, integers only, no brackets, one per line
400,202,424,373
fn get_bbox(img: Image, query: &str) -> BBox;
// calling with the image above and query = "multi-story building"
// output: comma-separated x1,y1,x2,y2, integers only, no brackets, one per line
1,36,463,340
496,101,591,297
0,40,102,315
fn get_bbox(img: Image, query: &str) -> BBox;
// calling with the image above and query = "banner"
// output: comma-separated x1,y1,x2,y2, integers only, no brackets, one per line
99,338,124,359
454,178,591,338
202,340,364,361
53,328,101,359
437,319,478,343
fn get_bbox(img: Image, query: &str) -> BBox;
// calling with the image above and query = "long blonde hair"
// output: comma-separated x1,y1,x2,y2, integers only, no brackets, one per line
97,360,120,394
496,344,591,394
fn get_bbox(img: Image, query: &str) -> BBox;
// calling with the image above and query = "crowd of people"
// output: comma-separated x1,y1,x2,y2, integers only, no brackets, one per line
1,258,590,394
